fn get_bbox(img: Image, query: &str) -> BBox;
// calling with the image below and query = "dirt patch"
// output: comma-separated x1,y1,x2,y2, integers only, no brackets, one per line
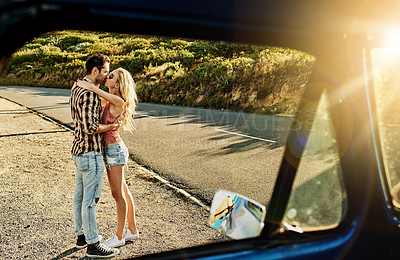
0,97,222,259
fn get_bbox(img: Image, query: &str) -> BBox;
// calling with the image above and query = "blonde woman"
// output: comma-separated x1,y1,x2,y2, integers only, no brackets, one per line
75,68,139,248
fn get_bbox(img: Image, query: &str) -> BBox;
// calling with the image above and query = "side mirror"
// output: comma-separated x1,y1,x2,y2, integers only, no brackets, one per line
391,182,400,208
209,189,266,239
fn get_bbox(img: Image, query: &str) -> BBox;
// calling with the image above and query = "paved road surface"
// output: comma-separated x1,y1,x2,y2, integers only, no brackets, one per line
0,85,295,204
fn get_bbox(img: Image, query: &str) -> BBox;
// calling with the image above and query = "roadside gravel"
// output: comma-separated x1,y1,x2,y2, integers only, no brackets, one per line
0,97,221,259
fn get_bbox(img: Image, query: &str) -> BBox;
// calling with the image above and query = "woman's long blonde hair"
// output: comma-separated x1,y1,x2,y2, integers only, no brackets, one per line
114,68,138,133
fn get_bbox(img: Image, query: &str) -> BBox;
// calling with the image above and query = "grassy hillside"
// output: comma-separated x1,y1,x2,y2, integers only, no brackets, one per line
0,30,315,115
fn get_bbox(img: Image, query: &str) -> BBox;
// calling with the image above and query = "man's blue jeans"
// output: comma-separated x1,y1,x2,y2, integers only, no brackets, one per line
72,151,104,244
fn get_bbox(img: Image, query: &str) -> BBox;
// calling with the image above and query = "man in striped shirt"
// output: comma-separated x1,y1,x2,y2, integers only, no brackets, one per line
70,54,120,258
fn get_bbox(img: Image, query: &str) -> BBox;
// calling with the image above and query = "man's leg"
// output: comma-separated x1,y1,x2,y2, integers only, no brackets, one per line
72,154,84,236
81,151,104,244
76,151,119,258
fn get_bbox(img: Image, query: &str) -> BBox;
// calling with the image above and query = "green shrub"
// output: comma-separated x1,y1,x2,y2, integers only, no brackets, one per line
56,35,96,50
20,43,42,50
123,38,151,53
185,41,216,60
66,42,91,52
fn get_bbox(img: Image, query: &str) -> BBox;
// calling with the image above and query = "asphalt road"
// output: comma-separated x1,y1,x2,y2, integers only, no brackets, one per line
0,85,295,204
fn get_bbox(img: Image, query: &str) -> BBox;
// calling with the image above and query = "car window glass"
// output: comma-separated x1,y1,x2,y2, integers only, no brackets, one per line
282,90,347,231
0,31,319,257
371,47,400,206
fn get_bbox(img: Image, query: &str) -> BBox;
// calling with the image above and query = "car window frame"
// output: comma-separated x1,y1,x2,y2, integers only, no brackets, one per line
363,45,400,225
1,1,396,259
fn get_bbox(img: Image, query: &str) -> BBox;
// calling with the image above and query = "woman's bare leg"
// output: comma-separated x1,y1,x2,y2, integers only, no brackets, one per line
122,180,138,234
107,165,126,240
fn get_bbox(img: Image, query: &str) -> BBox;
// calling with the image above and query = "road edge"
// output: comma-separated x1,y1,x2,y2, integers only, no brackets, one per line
0,96,210,211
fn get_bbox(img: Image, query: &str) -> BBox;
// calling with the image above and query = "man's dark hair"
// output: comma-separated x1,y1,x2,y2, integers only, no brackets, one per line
85,53,110,75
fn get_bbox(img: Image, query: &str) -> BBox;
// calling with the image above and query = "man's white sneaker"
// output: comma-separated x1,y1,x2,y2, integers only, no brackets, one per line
103,234,125,248
125,229,139,241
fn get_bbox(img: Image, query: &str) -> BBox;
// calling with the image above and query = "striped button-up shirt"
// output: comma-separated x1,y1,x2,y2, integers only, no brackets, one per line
70,77,103,155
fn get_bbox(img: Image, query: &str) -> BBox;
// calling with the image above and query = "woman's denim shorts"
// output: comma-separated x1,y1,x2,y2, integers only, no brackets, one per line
104,141,129,167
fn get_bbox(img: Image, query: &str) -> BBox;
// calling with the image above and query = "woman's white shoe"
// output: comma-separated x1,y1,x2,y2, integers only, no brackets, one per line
103,234,125,248
125,229,139,241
